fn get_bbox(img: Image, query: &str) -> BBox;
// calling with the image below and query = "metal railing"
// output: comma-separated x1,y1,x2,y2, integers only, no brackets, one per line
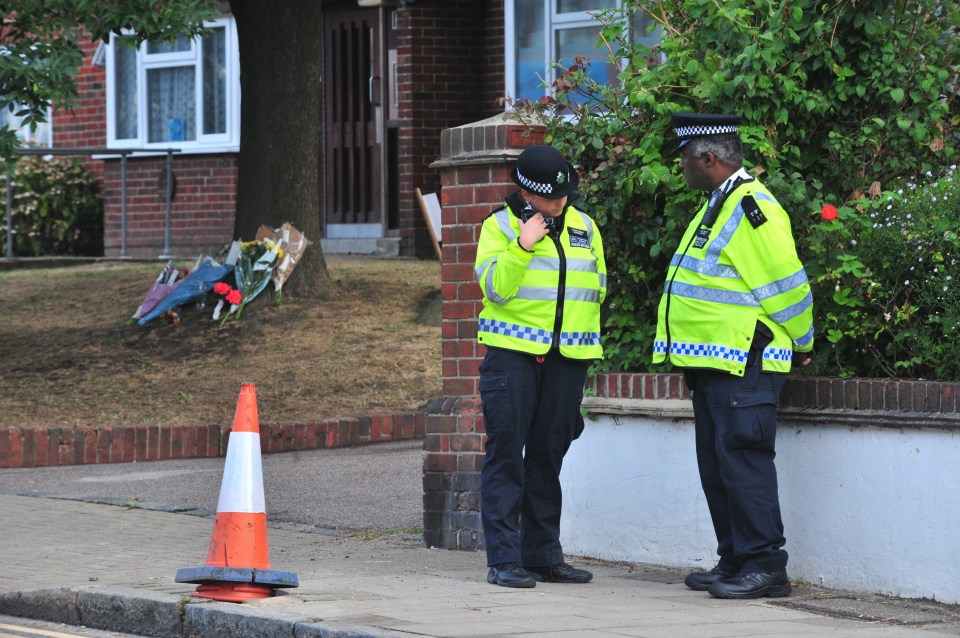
3,147,180,261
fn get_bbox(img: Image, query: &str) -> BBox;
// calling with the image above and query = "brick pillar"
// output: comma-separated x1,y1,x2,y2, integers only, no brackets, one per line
422,113,544,550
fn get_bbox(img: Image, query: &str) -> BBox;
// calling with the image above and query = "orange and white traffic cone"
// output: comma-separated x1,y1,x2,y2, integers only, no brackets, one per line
175,383,298,602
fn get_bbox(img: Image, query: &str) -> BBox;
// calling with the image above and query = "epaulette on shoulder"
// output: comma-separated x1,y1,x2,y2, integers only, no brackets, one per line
741,194,768,229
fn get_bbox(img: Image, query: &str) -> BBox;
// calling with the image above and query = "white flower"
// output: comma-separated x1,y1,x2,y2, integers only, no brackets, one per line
905,279,911,286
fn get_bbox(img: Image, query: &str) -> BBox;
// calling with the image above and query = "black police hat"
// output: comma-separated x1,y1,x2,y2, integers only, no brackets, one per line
510,145,579,200
671,113,742,151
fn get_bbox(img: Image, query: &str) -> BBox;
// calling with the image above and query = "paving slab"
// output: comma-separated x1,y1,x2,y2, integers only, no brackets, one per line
2,494,959,638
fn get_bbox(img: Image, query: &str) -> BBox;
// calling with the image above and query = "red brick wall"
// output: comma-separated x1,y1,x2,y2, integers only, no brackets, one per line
101,155,237,258
0,412,425,469
395,0,504,259
51,38,107,181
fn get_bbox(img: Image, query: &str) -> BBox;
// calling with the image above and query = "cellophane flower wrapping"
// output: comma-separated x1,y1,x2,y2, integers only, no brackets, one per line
137,256,232,325
233,238,282,318
255,223,309,304
132,260,181,320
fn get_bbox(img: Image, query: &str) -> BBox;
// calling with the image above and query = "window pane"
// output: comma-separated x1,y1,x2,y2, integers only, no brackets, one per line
202,27,227,135
632,9,661,50
514,0,546,102
557,0,618,12
147,35,192,54
114,38,138,140
147,67,196,143
557,25,615,76
556,26,619,103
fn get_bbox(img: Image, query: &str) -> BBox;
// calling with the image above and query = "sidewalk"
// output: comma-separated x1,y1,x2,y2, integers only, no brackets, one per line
1,493,958,638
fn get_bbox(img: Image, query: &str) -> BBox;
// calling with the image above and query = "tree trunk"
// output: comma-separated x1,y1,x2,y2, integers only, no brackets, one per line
229,0,334,299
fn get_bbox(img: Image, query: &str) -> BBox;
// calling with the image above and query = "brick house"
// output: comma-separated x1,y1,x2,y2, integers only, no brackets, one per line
26,0,646,259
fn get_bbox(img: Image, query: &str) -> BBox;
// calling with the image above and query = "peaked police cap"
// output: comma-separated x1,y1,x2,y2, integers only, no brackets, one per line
511,145,579,200
671,113,742,151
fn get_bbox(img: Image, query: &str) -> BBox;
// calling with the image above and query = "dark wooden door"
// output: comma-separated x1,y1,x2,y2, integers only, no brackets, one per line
322,6,381,231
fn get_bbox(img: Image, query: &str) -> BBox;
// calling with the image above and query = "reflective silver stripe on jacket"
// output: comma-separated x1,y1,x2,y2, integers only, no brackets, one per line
794,325,814,348
752,268,809,302
663,281,760,307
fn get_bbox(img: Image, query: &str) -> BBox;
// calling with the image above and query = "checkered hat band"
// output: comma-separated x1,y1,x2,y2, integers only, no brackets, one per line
515,167,555,196
676,124,738,138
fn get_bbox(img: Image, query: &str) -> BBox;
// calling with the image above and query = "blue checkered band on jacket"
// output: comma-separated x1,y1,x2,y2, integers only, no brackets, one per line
763,347,793,361
479,318,552,345
675,124,739,138
558,330,601,347
653,339,749,364
515,167,557,196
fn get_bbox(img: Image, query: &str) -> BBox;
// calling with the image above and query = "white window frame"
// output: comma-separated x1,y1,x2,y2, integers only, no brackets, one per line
104,17,240,153
504,0,641,104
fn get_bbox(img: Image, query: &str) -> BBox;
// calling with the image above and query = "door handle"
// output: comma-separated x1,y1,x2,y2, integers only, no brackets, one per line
369,76,381,106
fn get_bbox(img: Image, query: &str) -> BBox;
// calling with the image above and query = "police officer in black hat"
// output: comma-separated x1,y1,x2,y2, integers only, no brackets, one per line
474,144,607,588
655,113,815,599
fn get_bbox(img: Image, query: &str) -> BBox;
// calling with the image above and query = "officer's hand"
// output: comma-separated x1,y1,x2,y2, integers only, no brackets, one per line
518,212,550,251
792,350,813,367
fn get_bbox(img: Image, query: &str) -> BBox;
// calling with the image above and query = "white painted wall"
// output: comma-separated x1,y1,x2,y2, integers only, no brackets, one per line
559,409,960,604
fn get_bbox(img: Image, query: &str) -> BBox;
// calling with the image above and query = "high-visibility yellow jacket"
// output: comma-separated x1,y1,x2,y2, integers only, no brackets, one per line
475,193,607,360
653,178,814,376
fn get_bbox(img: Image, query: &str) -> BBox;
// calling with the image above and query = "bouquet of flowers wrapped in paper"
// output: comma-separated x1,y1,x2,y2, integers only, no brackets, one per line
131,260,182,321
255,222,309,304
137,256,233,326
231,237,283,318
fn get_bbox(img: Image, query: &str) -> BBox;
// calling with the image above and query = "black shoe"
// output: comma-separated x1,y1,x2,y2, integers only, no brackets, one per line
684,566,735,591
487,562,536,588
708,570,792,599
526,562,593,584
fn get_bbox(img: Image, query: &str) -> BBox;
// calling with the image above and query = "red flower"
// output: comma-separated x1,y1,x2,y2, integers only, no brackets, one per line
226,289,243,305
213,282,230,296
821,204,838,221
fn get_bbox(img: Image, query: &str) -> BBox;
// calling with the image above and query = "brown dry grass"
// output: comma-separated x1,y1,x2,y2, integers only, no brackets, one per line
0,256,442,429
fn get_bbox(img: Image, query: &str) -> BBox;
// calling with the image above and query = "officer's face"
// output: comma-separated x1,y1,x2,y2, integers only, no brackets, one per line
679,146,715,192
525,192,568,217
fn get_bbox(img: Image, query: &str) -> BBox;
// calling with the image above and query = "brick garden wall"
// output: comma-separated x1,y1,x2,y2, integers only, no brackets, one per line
0,412,424,469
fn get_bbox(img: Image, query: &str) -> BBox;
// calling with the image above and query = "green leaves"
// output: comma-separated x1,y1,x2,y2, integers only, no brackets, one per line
517,0,958,377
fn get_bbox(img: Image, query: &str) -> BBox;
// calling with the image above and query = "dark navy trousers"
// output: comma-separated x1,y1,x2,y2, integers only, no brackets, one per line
479,346,588,568
686,355,789,574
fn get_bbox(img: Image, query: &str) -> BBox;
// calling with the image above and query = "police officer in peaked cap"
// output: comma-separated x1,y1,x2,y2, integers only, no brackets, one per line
473,144,607,588
653,114,815,598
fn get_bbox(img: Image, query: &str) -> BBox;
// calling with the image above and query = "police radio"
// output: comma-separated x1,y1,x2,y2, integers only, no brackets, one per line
521,204,559,236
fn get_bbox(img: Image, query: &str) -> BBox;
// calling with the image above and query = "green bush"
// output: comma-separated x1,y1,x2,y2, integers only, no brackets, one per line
506,0,960,378
1,155,103,256
809,170,960,379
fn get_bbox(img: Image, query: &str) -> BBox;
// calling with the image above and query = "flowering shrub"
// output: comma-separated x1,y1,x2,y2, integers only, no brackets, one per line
2,155,103,256
808,169,960,378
